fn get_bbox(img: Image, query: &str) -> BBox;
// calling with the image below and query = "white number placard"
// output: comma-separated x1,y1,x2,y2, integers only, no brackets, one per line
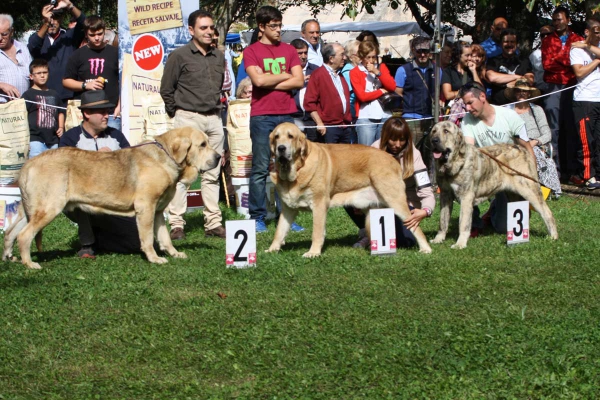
507,201,530,245
226,220,257,268
369,208,397,255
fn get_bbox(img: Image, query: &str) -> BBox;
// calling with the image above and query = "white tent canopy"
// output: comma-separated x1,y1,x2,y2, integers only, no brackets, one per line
240,21,427,46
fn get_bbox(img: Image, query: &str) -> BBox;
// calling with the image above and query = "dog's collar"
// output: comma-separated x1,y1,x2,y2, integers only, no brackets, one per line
130,141,181,169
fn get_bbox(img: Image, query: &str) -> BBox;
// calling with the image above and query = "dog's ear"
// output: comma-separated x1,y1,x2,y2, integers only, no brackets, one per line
269,126,279,157
455,126,468,156
293,127,310,161
170,134,193,165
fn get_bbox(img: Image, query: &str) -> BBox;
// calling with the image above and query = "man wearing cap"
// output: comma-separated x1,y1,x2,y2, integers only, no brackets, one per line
59,90,139,258
28,0,85,103
160,9,226,240
394,36,438,166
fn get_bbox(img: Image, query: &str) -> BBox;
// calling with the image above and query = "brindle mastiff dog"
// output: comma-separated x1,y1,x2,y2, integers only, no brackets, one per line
266,122,432,257
3,127,220,269
429,121,558,249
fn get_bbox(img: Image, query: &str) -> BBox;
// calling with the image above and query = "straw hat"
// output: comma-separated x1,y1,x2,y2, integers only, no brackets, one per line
504,78,541,101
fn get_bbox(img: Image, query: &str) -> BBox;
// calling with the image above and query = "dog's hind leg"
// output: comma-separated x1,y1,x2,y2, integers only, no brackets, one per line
431,189,454,244
154,211,187,259
135,203,168,264
376,183,432,254
2,203,27,262
267,204,298,253
520,184,559,240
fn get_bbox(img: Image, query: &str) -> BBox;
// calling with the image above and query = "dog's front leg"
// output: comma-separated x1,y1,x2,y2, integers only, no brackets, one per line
266,204,297,253
431,190,454,244
452,193,475,249
154,211,187,259
303,200,328,258
136,206,168,264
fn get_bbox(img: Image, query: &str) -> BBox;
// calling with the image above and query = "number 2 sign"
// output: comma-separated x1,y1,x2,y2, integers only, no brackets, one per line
226,220,257,268
507,201,530,245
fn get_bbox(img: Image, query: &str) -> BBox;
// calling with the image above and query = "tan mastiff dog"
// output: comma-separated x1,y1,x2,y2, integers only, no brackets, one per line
266,122,432,257
429,121,558,249
3,127,220,269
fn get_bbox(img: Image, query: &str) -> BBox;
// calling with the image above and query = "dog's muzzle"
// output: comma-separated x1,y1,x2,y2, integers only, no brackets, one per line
430,137,450,163
277,144,292,163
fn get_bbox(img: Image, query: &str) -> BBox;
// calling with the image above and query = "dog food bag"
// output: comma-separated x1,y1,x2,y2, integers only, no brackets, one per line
0,99,30,185
227,99,252,177
142,102,174,142
65,99,83,131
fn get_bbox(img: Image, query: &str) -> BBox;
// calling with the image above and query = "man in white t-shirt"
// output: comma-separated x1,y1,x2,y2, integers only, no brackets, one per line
459,82,535,234
570,18,600,190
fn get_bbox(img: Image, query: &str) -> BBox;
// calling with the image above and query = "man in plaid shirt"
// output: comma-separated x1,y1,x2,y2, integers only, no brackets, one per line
541,6,583,182
0,14,32,103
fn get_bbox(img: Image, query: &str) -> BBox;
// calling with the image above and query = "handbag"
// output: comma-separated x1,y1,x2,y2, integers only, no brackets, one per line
377,92,403,112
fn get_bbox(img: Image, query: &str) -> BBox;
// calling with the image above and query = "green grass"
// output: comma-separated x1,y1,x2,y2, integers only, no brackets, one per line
1,196,600,398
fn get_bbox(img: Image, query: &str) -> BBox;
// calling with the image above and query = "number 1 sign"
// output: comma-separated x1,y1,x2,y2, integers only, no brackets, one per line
507,201,530,245
226,220,257,268
369,208,397,255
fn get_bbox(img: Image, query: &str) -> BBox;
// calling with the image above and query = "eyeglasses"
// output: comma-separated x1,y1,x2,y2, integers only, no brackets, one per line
457,81,486,98
266,23,283,30
415,49,430,54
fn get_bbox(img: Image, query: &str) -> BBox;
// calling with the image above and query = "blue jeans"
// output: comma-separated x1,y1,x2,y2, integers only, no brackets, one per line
107,115,121,130
29,141,58,158
249,114,293,221
356,117,389,146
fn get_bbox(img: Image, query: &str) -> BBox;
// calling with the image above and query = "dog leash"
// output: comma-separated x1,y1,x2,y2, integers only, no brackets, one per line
130,141,180,167
478,149,540,184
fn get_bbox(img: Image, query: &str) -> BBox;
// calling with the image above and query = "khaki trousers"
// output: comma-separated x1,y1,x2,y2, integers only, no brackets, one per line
169,110,224,231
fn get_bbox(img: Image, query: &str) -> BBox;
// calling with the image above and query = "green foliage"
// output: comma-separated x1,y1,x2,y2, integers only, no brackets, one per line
1,197,600,397
7,0,118,36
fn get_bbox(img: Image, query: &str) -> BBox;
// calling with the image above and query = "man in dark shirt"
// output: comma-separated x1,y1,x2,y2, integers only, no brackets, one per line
59,90,140,259
160,9,226,240
28,0,85,103
62,15,120,130
486,29,534,105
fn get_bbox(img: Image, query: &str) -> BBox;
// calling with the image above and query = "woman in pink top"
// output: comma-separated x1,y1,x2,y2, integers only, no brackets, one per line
347,117,435,249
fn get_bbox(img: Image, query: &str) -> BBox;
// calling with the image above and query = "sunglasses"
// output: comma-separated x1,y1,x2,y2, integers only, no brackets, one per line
457,81,486,98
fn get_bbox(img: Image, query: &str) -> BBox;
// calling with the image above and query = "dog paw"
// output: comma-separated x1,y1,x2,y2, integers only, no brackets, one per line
430,235,445,244
419,248,432,254
450,243,467,250
265,246,280,253
149,256,169,264
26,262,42,270
172,251,187,259
302,251,321,258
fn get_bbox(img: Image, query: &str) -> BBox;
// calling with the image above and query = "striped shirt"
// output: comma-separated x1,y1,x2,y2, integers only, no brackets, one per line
0,40,32,103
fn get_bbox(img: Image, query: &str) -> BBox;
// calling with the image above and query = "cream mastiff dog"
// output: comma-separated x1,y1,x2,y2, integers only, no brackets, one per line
266,122,432,257
429,121,558,249
3,127,220,269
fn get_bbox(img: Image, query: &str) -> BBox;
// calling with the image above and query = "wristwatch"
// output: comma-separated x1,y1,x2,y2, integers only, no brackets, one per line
423,207,432,217
82,81,86,90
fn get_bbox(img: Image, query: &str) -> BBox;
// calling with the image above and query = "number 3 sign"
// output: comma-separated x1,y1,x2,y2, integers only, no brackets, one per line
507,201,530,245
369,208,397,255
226,220,257,268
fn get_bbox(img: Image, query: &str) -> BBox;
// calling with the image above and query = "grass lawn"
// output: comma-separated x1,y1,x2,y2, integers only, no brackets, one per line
1,196,599,398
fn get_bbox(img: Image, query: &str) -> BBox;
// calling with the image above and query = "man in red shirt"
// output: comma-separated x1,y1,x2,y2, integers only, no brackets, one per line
541,6,584,182
303,43,352,143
